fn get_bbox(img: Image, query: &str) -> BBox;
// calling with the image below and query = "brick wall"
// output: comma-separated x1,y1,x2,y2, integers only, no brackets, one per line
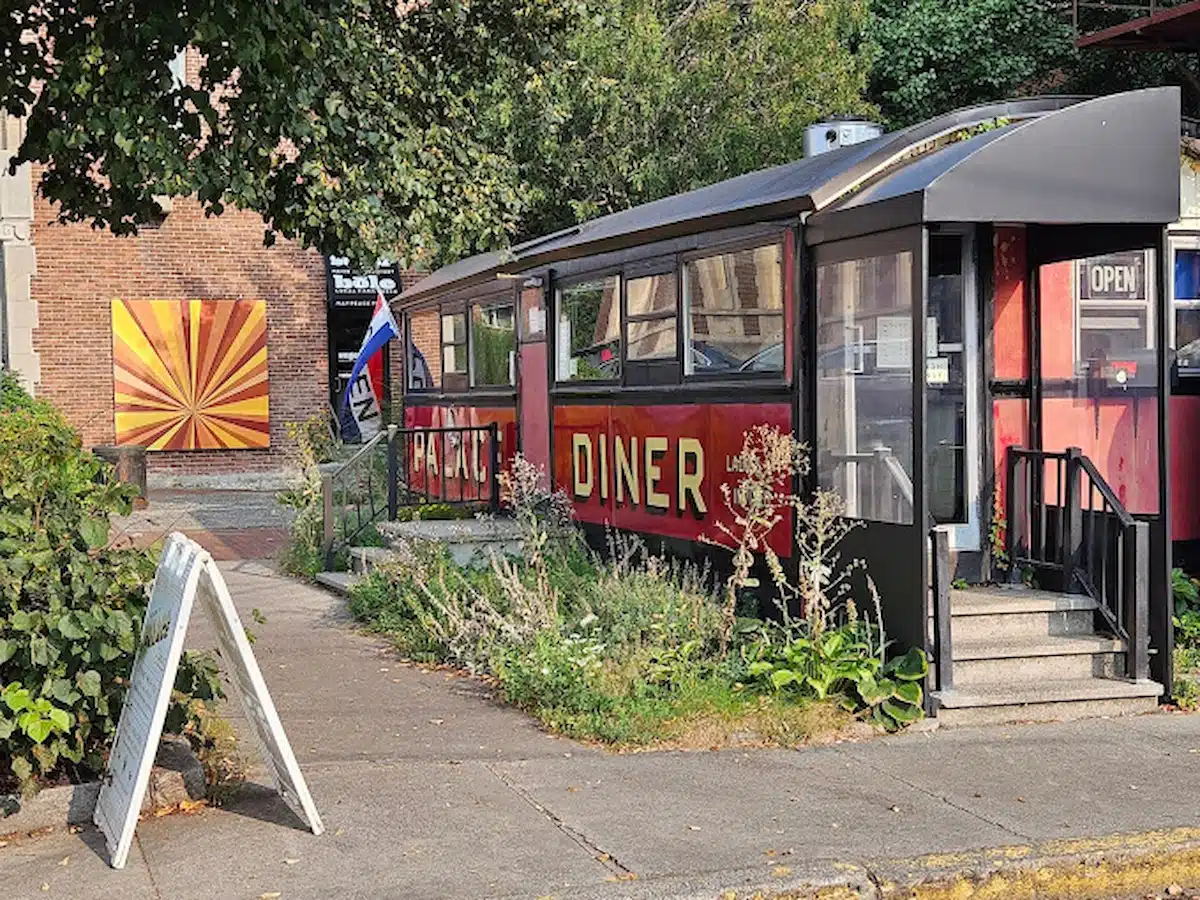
29,175,329,479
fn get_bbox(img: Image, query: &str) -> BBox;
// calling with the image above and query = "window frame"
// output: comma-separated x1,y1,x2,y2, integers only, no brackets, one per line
439,303,470,393
553,268,624,386
622,259,681,386
469,296,517,389
680,236,788,383
404,303,442,394
1172,233,1200,384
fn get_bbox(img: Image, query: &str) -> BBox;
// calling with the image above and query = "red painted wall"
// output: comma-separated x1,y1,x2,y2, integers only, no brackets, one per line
552,402,793,555
403,404,516,502
1171,396,1200,542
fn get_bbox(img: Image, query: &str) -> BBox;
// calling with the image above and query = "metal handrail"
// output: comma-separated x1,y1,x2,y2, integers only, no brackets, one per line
321,422,503,570
1005,445,1149,680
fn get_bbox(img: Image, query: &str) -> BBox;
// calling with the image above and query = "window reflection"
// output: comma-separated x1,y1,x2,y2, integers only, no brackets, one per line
684,244,784,375
816,251,914,525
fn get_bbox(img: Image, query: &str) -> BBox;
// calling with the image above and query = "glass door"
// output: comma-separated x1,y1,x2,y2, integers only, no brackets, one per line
927,231,981,551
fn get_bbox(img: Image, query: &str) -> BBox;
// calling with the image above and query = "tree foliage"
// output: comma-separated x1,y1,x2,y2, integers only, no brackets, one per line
866,0,1075,128
483,0,875,239
0,0,574,267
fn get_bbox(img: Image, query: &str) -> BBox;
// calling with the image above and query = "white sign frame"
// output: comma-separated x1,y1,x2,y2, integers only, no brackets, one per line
95,533,323,869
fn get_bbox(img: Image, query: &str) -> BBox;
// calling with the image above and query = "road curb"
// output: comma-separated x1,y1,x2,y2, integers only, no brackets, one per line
554,828,1200,899
0,737,206,838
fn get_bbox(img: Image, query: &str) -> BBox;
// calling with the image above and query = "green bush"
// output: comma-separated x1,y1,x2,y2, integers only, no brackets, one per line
0,373,222,796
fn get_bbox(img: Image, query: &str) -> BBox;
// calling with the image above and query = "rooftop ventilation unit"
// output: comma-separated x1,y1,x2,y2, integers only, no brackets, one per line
804,119,883,157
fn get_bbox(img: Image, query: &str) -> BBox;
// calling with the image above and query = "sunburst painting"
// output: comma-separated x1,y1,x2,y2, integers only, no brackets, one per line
112,299,270,450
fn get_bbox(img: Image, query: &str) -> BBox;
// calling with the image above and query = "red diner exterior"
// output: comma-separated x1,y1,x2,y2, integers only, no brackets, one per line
393,89,1183,708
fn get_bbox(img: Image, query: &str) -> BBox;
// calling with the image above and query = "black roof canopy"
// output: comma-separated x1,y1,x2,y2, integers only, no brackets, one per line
398,89,1180,306
807,88,1182,245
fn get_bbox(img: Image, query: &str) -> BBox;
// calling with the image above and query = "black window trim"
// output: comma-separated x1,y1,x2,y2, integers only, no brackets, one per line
469,296,517,389
553,267,624,387
680,234,789,384
403,282,520,398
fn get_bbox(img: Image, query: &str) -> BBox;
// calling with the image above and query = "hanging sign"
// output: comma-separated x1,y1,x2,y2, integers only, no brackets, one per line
326,256,401,309
1078,252,1147,302
95,534,323,869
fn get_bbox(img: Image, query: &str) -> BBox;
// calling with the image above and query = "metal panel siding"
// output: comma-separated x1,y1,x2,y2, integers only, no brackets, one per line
993,227,1029,382
552,401,793,555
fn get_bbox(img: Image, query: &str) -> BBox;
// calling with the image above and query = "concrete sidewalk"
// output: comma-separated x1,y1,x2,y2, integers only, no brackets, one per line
5,561,1200,900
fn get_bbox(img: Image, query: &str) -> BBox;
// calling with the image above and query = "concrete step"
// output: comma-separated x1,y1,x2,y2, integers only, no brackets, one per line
314,571,359,596
949,588,1100,643
951,635,1125,686
349,545,397,575
932,678,1162,728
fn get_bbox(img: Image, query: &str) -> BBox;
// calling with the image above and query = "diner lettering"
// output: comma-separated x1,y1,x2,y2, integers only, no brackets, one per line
571,432,707,515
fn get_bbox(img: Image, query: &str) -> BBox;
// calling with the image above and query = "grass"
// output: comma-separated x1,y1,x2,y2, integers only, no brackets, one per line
348,526,863,751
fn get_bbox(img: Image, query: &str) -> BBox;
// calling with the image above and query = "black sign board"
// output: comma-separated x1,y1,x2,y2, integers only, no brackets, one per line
326,256,401,309
1078,252,1147,302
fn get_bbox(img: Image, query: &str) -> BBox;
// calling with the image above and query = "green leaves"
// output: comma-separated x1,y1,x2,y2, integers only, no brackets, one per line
744,618,929,733
0,378,226,796
1,0,575,266
867,0,1075,128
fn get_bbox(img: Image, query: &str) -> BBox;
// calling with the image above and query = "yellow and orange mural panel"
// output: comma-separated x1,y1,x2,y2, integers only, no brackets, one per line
112,299,270,450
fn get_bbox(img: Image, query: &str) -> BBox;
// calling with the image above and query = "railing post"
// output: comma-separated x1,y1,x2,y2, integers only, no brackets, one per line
1063,447,1083,593
386,424,399,521
488,422,501,512
322,472,335,571
930,528,953,700
1005,447,1022,584
1124,520,1150,681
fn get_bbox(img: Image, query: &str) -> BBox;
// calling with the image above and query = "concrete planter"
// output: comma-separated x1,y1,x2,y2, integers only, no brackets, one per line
0,738,205,837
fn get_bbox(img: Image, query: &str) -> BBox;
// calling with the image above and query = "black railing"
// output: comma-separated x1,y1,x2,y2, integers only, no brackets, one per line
929,527,953,703
322,422,501,569
1006,445,1149,680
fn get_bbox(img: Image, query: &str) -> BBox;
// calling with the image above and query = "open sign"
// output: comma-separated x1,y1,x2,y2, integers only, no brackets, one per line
1078,252,1146,301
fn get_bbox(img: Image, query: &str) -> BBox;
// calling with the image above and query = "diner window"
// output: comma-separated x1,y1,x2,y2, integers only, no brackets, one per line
626,272,677,362
815,250,915,525
406,307,440,390
1176,246,1200,373
471,302,515,387
683,243,784,376
441,310,468,391
1075,251,1153,374
556,275,621,381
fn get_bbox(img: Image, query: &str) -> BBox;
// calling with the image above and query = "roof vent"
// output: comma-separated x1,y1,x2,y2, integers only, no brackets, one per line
804,119,883,157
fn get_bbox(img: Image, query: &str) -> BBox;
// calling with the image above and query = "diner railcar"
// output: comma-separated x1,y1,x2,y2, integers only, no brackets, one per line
395,89,1182,699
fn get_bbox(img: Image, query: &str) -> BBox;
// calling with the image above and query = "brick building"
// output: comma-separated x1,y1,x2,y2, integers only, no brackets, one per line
0,106,413,487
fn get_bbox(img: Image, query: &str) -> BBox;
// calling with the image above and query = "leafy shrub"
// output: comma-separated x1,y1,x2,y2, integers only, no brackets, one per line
0,378,222,795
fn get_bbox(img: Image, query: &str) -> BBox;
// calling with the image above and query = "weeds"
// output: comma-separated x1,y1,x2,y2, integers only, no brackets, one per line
349,433,928,747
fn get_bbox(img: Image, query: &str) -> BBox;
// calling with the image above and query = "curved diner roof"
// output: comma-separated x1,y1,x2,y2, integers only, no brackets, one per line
399,88,1181,307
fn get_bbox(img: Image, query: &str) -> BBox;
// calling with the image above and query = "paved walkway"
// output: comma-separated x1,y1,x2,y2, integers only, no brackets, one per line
5,560,1200,900
110,489,292,560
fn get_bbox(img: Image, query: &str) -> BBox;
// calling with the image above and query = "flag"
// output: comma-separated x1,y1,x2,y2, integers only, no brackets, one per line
340,291,399,442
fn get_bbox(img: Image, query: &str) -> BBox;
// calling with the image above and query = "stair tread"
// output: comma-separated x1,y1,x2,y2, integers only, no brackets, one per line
950,586,1099,615
952,635,1123,661
934,677,1162,709
315,571,359,595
